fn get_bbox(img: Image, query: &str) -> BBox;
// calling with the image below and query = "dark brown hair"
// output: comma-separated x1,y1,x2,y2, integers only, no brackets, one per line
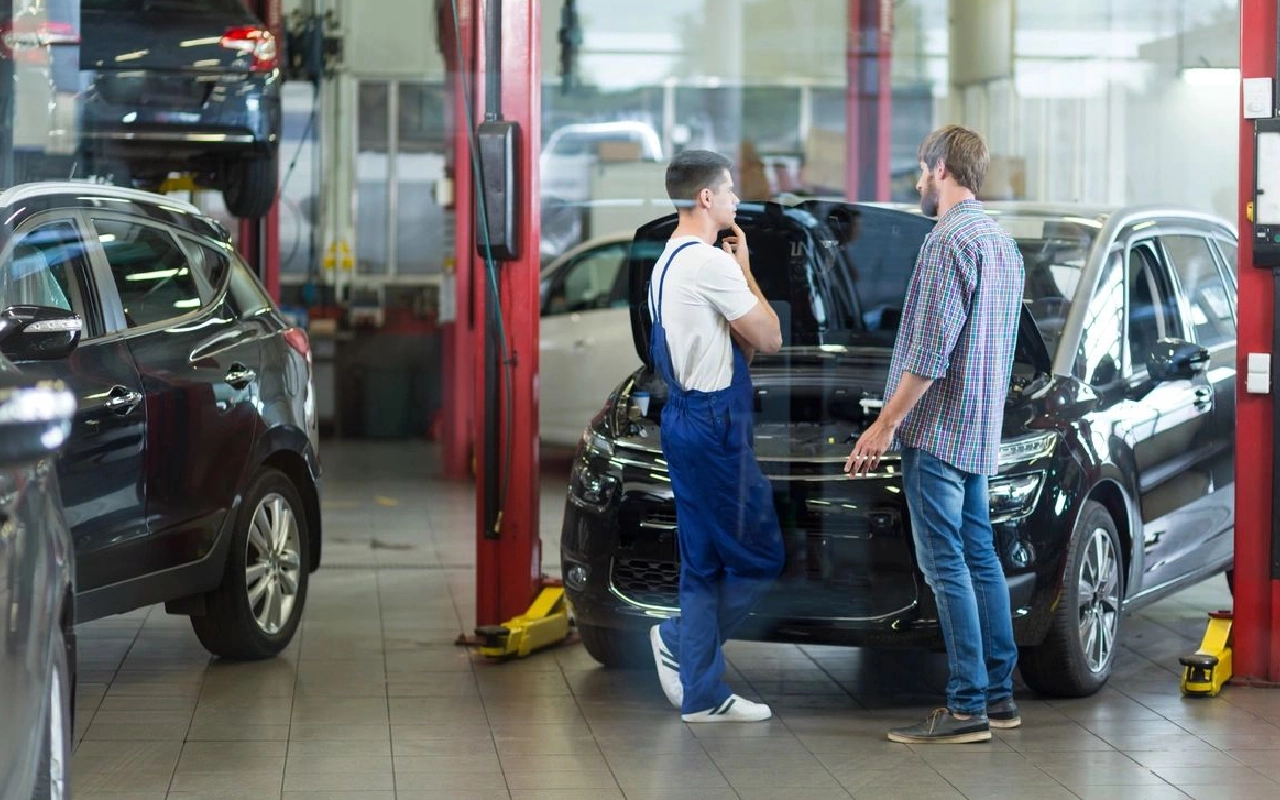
918,125,990,195
665,149,732,209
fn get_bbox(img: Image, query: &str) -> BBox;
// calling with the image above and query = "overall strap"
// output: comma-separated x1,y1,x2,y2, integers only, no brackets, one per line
650,240,700,326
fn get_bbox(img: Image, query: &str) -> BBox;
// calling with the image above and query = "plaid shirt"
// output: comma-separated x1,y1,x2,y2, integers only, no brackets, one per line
884,199,1025,476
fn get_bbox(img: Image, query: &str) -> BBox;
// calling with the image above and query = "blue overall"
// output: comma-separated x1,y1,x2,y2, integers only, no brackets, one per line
650,241,786,715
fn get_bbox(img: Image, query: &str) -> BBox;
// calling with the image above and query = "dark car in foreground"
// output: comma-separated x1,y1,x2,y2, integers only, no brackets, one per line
562,199,1237,697
0,366,76,800
79,0,281,217
0,181,320,662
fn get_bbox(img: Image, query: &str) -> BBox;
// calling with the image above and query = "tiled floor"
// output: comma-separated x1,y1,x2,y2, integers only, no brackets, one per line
70,441,1279,800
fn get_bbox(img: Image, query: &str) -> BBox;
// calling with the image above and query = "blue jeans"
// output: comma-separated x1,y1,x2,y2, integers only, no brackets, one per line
902,447,1017,715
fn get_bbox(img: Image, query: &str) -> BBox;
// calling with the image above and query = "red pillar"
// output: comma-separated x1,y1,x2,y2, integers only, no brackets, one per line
440,0,476,481
467,0,542,627
1236,0,1280,684
237,0,282,300
846,0,893,201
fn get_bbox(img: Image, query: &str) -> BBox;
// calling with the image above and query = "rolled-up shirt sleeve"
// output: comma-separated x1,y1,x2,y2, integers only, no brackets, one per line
895,235,974,380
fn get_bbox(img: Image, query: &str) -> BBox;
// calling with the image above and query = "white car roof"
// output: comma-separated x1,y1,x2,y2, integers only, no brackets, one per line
0,181,202,215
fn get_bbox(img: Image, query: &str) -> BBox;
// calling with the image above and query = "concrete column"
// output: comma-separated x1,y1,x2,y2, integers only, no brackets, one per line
946,0,1016,198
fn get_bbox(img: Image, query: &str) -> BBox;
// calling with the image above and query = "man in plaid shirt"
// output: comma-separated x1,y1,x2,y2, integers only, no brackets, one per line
846,125,1025,744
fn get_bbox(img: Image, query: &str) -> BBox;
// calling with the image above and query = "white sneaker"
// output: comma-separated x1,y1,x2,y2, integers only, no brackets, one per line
649,625,683,708
681,694,772,723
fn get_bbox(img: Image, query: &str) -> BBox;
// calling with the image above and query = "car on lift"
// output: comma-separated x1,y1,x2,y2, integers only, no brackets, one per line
561,199,1237,697
0,181,321,663
78,0,281,218
0,369,76,800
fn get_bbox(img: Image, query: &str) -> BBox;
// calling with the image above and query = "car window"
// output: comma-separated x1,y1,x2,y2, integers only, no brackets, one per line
0,219,86,319
182,238,232,303
1127,241,1182,373
544,243,626,316
227,256,275,319
1076,250,1124,386
1213,238,1238,285
93,218,203,328
1161,234,1235,348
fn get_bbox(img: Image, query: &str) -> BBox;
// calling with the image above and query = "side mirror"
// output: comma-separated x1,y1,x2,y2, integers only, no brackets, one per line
0,379,75,468
1147,338,1210,382
0,305,82,361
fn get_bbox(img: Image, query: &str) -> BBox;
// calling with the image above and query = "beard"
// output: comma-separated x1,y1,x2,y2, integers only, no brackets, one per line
919,176,940,217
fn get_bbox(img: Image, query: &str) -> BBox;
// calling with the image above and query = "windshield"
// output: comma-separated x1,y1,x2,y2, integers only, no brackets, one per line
992,215,1100,361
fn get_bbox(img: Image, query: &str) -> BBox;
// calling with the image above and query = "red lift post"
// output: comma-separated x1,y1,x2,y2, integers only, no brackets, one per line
441,0,560,655
1234,0,1280,685
846,0,894,200
238,0,282,299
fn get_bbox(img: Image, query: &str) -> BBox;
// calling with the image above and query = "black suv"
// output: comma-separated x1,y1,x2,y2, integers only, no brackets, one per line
561,200,1237,697
0,181,321,660
79,0,281,218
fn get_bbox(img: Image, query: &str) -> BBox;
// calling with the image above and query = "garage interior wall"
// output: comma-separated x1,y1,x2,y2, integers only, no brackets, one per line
281,0,1240,439
536,0,1240,267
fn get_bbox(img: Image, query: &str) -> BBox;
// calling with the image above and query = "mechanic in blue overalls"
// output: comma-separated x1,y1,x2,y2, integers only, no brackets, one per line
646,150,786,722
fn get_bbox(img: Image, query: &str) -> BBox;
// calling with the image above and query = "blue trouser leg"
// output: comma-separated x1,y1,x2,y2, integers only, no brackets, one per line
902,447,988,715
959,471,1018,703
657,397,784,714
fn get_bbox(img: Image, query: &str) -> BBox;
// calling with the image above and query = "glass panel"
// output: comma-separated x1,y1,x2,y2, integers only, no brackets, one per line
1163,234,1235,347
279,83,320,276
2,221,84,314
395,81,447,276
356,81,390,275
93,217,202,327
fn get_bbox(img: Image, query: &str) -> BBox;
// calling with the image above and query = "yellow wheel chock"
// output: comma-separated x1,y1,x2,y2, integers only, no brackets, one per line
1180,611,1233,697
472,585,571,659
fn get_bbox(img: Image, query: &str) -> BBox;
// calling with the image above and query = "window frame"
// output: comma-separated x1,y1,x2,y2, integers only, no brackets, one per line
1123,237,1184,381
83,211,211,337
0,211,105,340
541,241,629,317
1157,232,1237,351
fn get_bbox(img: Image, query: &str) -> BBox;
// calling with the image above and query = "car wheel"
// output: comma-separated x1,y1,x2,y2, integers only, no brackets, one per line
577,622,651,668
190,468,310,659
222,154,278,218
32,627,71,800
1019,500,1124,698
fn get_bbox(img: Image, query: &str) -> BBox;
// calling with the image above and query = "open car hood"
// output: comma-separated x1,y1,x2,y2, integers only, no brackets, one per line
625,199,1051,375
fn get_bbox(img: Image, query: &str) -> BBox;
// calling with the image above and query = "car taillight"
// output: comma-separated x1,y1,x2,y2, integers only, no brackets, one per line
220,25,278,72
283,328,311,366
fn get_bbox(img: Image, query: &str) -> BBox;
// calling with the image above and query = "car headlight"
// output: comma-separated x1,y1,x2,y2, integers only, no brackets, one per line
989,472,1044,521
570,427,618,508
998,431,1058,468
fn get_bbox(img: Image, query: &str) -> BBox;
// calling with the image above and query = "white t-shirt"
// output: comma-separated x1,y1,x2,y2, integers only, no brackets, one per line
649,236,759,392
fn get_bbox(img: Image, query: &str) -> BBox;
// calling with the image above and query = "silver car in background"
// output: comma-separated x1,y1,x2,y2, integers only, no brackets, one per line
0,347,79,798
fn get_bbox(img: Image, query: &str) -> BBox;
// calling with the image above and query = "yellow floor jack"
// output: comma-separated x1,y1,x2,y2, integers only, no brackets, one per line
469,581,572,659
1180,611,1233,697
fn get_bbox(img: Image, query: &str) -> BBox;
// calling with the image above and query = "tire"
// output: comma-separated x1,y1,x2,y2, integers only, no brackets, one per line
1019,500,1124,698
190,468,310,659
222,154,278,218
577,623,651,668
32,627,71,800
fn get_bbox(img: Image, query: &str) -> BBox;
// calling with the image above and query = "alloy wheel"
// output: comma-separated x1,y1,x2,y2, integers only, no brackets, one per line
244,493,302,635
1077,526,1121,673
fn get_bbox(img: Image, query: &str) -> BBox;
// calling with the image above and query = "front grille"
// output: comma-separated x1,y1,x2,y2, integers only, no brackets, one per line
610,558,679,608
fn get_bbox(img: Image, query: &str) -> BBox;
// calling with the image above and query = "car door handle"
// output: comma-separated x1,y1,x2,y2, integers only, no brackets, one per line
573,339,590,350
224,364,257,389
104,387,142,415
1194,387,1213,408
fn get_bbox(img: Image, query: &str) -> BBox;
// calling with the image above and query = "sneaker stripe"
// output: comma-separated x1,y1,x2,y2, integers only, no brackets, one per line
660,657,679,671
711,697,736,715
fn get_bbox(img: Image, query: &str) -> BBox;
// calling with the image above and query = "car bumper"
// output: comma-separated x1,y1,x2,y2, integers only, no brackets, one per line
560,436,1068,649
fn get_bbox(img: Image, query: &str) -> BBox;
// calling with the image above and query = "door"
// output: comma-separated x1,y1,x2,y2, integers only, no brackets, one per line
89,214,261,574
1155,232,1237,573
0,215,150,595
1120,239,1215,594
539,240,634,445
